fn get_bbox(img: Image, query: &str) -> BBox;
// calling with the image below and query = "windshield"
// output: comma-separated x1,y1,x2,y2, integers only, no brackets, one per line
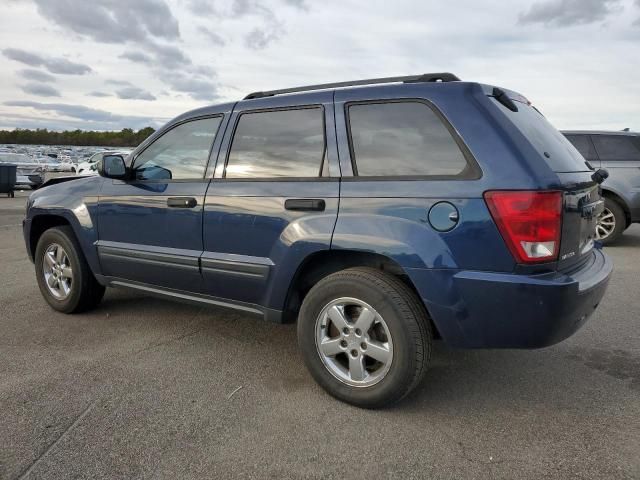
492,98,590,172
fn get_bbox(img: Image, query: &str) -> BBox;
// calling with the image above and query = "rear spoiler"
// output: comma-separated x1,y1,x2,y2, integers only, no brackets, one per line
39,175,83,189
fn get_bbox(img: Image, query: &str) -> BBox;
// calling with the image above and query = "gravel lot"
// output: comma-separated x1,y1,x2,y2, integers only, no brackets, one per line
1,190,639,479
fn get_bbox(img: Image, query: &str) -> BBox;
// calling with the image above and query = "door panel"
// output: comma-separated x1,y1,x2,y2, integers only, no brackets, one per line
202,91,340,309
98,182,207,291
97,113,228,291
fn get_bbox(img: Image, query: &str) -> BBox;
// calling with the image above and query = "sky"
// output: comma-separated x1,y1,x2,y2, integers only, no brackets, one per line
0,0,638,132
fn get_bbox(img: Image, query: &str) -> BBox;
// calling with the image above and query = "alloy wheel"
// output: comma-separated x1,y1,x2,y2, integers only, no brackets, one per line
596,207,616,240
315,297,393,387
42,243,73,300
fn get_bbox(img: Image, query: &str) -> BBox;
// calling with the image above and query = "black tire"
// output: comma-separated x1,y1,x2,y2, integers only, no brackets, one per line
599,198,626,245
297,267,432,408
35,226,105,313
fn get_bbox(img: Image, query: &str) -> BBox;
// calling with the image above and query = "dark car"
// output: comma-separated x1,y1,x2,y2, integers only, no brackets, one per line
23,74,612,407
562,130,640,244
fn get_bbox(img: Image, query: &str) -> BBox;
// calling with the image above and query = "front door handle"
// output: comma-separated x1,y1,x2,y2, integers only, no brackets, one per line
284,198,326,211
167,197,197,208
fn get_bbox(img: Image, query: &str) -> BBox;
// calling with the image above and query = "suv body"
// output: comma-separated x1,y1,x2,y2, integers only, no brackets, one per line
562,130,640,243
23,75,612,407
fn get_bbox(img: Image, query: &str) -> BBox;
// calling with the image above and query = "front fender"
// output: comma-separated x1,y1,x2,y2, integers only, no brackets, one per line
25,177,104,275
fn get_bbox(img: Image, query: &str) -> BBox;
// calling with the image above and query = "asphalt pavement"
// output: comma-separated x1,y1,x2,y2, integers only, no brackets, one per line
1,190,639,479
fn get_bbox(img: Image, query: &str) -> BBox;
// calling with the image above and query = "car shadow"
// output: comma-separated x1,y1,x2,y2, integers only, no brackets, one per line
397,341,635,413
93,287,634,415
606,231,640,247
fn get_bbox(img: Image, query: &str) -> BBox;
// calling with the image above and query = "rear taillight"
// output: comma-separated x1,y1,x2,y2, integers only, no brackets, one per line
484,190,562,264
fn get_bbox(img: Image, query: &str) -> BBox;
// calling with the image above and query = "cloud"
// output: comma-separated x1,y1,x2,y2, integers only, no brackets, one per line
106,79,133,86
282,0,308,10
87,91,111,97
21,83,61,97
32,0,180,44
245,27,281,49
518,0,622,26
115,87,156,101
30,0,220,100
19,69,56,83
186,0,216,15
147,42,191,68
634,0,640,25
4,100,159,129
119,51,153,64
164,74,219,101
198,26,226,46
2,48,91,75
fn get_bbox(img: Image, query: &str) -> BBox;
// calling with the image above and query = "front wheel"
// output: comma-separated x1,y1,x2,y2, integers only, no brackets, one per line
297,267,432,408
35,226,105,313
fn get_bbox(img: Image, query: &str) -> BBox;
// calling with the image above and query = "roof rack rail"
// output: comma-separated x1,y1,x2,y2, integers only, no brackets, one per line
243,72,460,100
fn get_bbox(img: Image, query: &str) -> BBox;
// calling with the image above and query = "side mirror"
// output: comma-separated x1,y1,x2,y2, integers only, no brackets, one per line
99,155,128,179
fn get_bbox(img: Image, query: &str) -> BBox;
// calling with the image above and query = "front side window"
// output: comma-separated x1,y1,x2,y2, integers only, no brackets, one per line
564,134,597,162
134,117,221,180
591,135,640,161
225,107,325,178
347,101,469,177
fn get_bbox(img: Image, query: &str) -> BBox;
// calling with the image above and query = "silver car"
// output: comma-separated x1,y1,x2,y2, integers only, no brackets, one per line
563,130,640,244
0,153,44,189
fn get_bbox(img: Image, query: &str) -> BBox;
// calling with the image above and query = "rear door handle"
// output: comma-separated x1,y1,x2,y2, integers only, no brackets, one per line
167,197,197,208
284,198,326,211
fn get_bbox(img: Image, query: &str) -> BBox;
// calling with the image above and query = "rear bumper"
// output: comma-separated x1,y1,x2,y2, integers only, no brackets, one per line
407,248,612,348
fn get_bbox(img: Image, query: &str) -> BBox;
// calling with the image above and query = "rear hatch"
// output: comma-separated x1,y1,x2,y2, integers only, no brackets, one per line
490,91,603,271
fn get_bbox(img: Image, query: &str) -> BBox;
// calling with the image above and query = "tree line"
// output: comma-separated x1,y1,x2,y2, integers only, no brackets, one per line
0,127,156,147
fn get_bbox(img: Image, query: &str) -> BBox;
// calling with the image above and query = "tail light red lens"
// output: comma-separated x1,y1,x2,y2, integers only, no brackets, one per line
484,190,563,264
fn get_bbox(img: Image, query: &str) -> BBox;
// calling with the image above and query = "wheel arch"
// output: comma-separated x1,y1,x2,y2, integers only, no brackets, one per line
29,214,73,260
28,212,102,278
601,188,631,227
280,249,440,337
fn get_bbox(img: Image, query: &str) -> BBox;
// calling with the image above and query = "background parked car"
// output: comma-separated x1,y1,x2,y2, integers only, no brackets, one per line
563,130,640,244
76,151,130,175
0,152,44,189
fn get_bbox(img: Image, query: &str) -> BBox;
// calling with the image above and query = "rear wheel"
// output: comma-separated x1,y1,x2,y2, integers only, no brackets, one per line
297,267,432,408
596,198,626,245
35,226,105,313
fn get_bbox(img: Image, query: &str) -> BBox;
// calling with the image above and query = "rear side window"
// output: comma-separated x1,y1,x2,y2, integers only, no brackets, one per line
226,107,325,178
347,101,470,177
564,134,597,162
591,135,640,161
493,99,589,172
134,117,221,180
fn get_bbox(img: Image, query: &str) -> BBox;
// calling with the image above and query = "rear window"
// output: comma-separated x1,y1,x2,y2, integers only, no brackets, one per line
592,135,640,161
564,134,597,162
226,107,325,178
347,101,470,177
493,99,590,172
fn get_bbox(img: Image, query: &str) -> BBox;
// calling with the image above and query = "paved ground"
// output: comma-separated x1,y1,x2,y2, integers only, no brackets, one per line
1,191,639,479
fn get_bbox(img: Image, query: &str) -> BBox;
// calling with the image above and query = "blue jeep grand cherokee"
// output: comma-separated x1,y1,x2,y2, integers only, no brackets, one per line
23,73,612,407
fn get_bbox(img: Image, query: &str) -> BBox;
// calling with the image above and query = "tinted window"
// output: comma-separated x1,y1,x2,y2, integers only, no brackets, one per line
564,134,597,161
134,117,221,180
226,108,325,178
347,101,468,177
493,99,589,172
592,135,640,161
